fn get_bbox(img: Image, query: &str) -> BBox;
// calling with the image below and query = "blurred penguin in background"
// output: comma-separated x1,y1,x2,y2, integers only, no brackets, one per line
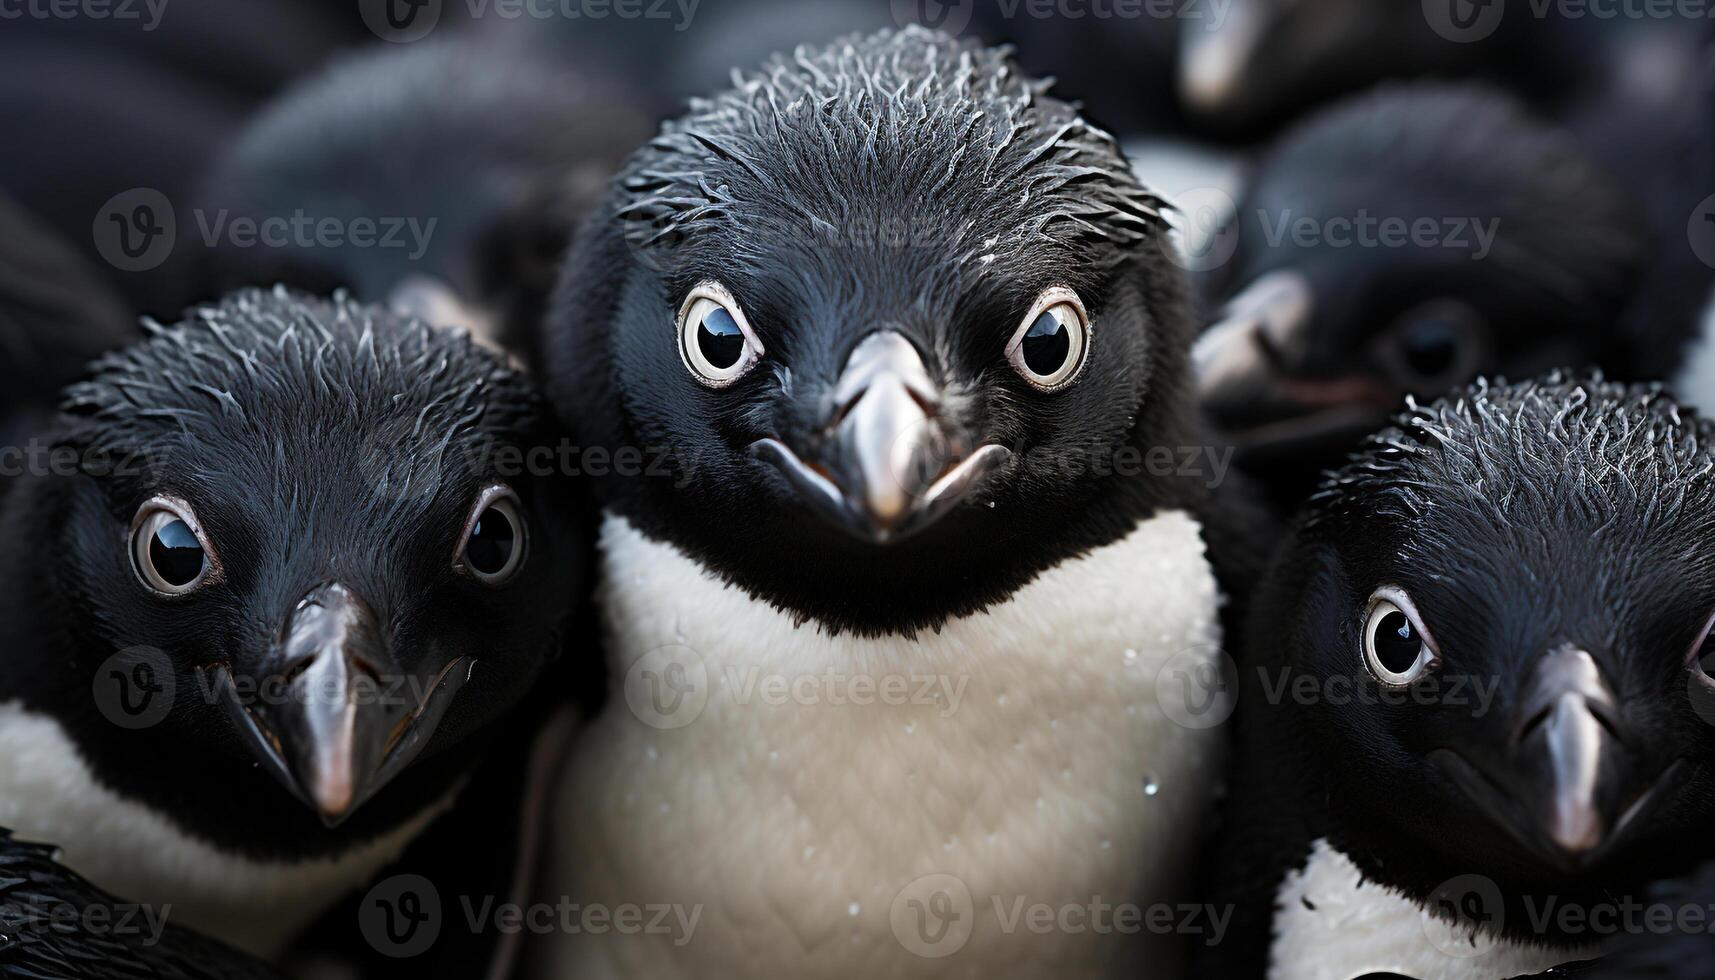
1195,83,1647,508
198,30,653,364
0,0,367,316
0,194,136,445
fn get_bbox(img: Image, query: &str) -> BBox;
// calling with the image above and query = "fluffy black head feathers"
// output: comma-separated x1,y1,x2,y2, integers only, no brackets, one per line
2,287,582,848
548,27,1215,634
1267,374,1715,941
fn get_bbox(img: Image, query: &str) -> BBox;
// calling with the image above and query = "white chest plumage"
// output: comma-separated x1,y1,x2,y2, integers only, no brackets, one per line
0,702,448,958
533,510,1227,980
1268,839,1591,980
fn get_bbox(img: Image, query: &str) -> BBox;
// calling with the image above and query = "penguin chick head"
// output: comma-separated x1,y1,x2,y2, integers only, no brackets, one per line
57,288,581,828
1275,374,1715,907
1198,84,1643,479
199,34,649,355
553,27,1201,633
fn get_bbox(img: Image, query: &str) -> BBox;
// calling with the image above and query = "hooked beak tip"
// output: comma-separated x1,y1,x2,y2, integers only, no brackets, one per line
214,583,477,827
750,332,1010,544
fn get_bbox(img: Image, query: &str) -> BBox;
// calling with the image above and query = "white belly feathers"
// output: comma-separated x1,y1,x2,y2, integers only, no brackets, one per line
533,509,1227,980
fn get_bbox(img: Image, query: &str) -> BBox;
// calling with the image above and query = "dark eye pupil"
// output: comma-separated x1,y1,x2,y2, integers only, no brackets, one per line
466,507,517,576
1375,611,1423,674
1402,320,1461,379
1021,311,1071,377
149,520,205,587
697,307,745,370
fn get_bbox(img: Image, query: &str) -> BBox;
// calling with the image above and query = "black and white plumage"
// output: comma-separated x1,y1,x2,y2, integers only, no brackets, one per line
1202,375,1715,978
198,33,652,363
0,288,585,957
1196,84,1646,508
536,27,1267,979
0,828,282,980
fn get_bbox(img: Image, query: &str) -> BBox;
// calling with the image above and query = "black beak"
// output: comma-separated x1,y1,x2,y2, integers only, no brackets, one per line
210,583,474,827
1195,270,1399,460
1435,648,1659,871
1514,648,1627,859
750,330,1009,545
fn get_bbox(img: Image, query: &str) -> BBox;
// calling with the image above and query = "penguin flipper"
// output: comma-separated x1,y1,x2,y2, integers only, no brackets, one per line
0,827,284,980
1506,861,1715,979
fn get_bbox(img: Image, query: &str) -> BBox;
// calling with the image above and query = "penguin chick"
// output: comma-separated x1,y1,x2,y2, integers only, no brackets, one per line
0,827,283,980
1196,84,1645,508
198,33,651,363
538,26,1255,979
0,194,135,443
0,287,583,956
1202,374,1715,978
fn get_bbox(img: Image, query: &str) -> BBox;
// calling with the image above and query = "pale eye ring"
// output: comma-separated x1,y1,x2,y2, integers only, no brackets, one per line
677,281,765,387
129,496,220,598
1362,586,1439,688
456,484,528,586
1006,286,1091,392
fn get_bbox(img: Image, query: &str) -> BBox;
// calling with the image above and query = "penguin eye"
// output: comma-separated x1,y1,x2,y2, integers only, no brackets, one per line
1362,587,1438,688
677,280,764,388
456,484,528,586
130,497,219,597
1380,300,1488,389
1007,286,1091,392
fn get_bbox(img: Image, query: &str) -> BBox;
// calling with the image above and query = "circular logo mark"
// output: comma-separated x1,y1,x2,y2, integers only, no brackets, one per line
623,644,710,730
359,874,442,958
1423,0,1505,43
92,646,175,730
1423,874,1505,958
1688,193,1715,271
1155,643,1238,730
359,0,441,42
92,188,175,273
890,872,974,958
891,0,974,35
1163,186,1238,273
